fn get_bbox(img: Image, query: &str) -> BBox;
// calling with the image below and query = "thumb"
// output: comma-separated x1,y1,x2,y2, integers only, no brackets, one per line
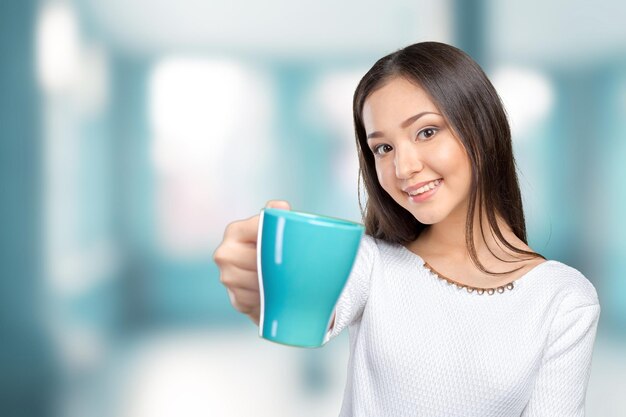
265,200,291,210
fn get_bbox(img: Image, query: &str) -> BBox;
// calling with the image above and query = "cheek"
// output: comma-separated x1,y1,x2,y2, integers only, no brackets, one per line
432,147,459,174
375,162,394,191
434,140,470,178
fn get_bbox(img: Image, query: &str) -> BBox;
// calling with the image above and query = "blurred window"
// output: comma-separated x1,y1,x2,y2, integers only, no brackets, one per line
149,58,273,258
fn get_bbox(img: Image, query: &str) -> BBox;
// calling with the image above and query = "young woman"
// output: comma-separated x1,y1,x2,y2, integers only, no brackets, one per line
213,42,600,417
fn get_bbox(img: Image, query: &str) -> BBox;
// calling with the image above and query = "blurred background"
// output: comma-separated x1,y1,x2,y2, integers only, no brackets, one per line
1,0,625,416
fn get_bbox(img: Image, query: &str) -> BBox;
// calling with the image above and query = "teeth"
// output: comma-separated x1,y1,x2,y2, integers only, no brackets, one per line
408,179,441,196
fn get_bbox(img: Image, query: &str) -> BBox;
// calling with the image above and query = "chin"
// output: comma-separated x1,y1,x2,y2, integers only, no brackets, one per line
390,198,431,224
407,208,445,225
413,215,439,225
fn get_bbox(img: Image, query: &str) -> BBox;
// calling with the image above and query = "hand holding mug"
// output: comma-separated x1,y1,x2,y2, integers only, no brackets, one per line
213,200,291,325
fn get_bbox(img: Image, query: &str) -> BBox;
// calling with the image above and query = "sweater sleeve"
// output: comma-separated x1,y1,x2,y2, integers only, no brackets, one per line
521,297,601,417
322,234,377,344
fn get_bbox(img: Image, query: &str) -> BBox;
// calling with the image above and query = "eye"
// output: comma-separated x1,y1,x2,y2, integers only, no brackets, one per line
372,144,393,156
417,127,438,141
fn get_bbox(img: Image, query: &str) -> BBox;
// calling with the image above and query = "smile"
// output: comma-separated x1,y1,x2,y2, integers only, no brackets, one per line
406,179,443,202
407,179,442,196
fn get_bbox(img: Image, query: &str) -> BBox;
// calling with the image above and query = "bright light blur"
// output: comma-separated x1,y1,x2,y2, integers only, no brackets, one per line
491,67,555,140
149,57,273,257
1,0,624,416
36,2,81,93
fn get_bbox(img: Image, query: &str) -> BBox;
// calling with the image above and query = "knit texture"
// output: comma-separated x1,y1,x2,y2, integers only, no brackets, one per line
324,235,601,417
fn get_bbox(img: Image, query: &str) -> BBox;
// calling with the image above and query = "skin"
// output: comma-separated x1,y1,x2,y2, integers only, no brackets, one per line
362,76,545,288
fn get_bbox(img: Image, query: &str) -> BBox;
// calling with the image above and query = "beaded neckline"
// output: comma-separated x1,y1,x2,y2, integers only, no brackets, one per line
423,261,515,295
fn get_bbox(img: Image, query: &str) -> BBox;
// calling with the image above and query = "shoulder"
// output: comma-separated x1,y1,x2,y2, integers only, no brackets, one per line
358,235,426,278
540,260,600,309
354,234,380,269
536,262,601,361
360,234,409,261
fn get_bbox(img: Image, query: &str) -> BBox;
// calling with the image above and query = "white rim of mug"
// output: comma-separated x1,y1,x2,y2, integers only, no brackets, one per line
262,208,364,231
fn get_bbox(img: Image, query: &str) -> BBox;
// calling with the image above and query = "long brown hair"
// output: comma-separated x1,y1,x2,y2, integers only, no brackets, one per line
353,41,545,275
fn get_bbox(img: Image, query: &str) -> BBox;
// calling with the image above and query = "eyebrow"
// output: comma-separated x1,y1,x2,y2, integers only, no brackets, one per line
366,111,440,140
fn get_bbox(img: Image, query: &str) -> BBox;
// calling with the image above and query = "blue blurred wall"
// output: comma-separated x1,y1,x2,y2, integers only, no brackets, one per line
0,0,56,414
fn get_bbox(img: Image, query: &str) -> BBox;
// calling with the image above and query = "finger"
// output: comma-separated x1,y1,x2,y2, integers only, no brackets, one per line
221,216,259,245
214,244,257,272
247,309,260,326
222,201,291,246
230,245,257,271
265,200,291,210
219,268,259,292
226,287,260,314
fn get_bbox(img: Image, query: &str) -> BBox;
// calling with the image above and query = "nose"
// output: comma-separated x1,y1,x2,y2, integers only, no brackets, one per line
394,142,423,179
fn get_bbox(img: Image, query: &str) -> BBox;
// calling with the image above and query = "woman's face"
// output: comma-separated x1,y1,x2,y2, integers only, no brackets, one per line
362,76,473,226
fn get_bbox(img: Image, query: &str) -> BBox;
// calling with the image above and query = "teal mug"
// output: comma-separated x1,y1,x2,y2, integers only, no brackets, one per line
256,208,364,348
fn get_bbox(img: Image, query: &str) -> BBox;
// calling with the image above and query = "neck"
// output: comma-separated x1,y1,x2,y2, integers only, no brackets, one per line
417,205,517,263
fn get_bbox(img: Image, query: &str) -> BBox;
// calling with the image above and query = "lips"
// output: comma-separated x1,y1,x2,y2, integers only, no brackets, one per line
403,178,443,195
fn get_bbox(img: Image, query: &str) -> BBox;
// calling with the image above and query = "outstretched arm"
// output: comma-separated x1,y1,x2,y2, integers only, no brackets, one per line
521,301,600,417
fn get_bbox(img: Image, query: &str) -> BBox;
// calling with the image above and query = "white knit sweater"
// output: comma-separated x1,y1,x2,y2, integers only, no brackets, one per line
324,235,601,417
